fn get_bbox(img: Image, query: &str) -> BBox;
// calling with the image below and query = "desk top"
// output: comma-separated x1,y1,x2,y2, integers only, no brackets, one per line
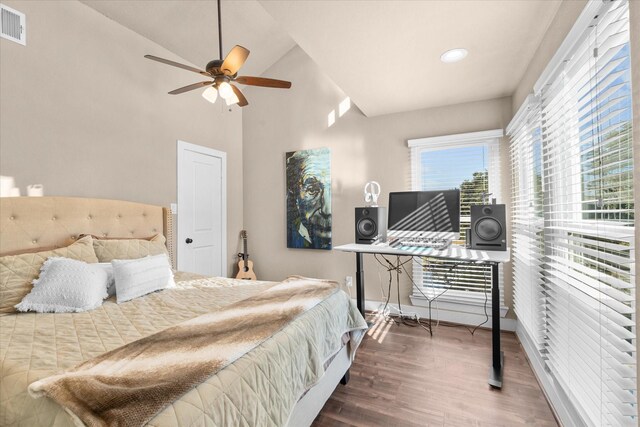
333,243,510,263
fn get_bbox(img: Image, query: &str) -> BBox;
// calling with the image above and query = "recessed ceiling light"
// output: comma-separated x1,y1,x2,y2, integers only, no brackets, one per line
440,48,468,63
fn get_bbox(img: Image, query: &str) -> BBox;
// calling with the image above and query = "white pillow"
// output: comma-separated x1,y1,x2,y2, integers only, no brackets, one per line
96,263,116,297
15,257,109,313
112,254,175,303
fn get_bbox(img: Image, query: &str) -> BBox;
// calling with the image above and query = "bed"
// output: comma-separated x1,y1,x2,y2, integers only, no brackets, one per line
0,196,367,426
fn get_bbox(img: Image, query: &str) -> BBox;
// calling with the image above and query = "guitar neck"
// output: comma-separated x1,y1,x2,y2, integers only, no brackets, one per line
243,236,248,268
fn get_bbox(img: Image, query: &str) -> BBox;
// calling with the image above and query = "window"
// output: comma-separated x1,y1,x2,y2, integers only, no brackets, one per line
408,130,504,310
508,1,635,424
508,96,546,350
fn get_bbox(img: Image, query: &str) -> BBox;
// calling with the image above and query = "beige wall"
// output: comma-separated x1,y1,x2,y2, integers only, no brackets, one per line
0,1,244,274
511,0,587,113
242,46,514,317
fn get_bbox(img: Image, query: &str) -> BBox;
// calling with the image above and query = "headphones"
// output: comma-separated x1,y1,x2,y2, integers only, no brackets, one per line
364,181,381,206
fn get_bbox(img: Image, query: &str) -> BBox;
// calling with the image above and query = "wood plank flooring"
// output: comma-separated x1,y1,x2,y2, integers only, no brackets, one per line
312,314,558,427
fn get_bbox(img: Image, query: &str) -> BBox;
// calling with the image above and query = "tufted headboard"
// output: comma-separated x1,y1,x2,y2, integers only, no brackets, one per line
0,197,174,266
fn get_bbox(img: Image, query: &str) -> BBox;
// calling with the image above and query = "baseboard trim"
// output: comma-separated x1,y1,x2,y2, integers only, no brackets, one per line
360,299,517,332
516,324,584,427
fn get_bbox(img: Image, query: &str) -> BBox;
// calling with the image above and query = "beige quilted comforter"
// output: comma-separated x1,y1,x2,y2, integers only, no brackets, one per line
0,274,367,426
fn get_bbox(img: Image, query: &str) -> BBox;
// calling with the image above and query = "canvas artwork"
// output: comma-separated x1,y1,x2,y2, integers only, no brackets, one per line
286,148,332,250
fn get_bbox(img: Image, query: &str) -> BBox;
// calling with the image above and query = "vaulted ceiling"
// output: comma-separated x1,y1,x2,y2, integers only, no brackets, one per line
80,0,296,79
82,0,563,117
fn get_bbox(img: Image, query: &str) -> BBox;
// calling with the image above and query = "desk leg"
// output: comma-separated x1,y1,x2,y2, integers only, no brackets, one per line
355,252,365,317
489,262,504,389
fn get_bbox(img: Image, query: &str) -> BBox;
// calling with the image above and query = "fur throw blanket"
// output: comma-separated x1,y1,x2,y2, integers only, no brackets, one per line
28,277,340,427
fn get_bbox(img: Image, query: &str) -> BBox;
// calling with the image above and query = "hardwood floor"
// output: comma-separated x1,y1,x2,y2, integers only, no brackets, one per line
312,314,558,427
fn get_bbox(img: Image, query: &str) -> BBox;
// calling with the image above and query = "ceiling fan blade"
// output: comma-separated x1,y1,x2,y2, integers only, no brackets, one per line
235,76,291,89
221,45,250,76
145,55,210,76
168,81,213,95
231,84,249,107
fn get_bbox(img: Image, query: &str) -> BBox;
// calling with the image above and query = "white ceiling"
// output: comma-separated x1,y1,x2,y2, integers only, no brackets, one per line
81,0,563,117
259,0,562,117
80,0,296,78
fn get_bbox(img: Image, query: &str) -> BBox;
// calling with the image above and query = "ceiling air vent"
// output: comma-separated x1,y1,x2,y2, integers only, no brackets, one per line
1,3,25,45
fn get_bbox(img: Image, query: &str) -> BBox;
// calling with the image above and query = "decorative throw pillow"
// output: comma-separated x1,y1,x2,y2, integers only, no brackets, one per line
15,257,108,313
92,234,168,263
96,263,116,297
112,254,175,303
0,235,99,314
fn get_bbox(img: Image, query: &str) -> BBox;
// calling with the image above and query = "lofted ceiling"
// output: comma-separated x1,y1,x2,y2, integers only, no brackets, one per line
259,0,562,117
81,0,563,117
80,0,296,78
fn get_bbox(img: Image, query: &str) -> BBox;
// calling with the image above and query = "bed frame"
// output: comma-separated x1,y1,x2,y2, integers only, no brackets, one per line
0,196,174,263
0,196,349,426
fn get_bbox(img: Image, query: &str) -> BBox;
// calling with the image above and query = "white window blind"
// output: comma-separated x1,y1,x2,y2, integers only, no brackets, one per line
507,96,547,351
509,1,636,425
408,131,504,306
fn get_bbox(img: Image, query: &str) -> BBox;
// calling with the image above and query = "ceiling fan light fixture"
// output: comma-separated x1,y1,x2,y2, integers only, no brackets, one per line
440,48,468,63
202,86,218,103
225,92,240,106
144,0,290,108
218,81,234,99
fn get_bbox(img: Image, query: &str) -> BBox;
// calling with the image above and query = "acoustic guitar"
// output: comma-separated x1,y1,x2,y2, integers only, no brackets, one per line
236,230,257,280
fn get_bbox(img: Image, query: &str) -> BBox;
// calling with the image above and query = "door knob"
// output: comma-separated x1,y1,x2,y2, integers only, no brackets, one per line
185,238,193,244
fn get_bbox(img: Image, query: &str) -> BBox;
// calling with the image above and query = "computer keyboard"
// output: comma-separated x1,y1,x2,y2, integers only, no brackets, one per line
397,237,452,250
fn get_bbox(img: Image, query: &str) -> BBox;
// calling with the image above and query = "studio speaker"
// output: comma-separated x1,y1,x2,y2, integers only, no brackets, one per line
470,204,506,251
355,207,387,244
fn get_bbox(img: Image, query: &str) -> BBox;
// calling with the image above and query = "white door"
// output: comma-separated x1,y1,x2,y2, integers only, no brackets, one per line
177,140,227,276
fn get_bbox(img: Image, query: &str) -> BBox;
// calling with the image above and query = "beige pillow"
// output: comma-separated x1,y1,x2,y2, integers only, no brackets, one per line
92,234,168,263
0,235,99,314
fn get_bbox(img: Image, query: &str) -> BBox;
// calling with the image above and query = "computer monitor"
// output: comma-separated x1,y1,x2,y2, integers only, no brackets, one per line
387,189,460,238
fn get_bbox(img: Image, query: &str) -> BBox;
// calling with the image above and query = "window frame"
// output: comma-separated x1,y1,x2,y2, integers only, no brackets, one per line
508,1,636,424
408,129,507,314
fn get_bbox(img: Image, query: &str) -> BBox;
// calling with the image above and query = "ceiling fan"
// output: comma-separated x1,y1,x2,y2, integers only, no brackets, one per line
144,0,291,107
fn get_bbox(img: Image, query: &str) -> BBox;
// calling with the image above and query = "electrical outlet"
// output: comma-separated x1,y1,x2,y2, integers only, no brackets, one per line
345,276,353,287
170,203,177,214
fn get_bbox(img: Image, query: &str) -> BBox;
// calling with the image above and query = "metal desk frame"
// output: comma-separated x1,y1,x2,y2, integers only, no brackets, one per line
334,243,510,389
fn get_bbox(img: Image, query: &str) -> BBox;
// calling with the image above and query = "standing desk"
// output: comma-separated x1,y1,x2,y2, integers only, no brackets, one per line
334,243,510,388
